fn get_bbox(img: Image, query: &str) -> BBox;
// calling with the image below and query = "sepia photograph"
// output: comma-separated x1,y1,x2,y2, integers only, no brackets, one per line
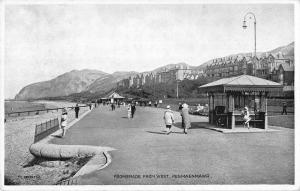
1,0,299,190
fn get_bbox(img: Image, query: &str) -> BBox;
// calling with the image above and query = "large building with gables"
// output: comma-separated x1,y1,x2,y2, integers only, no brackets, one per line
117,53,294,89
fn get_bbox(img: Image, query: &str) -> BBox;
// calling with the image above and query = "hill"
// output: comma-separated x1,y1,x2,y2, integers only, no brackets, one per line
151,62,195,73
15,69,108,100
86,71,138,94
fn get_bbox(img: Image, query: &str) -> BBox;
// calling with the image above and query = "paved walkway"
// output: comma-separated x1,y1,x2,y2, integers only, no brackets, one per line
50,106,294,185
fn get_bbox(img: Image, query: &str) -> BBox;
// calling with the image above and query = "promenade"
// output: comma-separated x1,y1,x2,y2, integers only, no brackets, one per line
50,105,294,185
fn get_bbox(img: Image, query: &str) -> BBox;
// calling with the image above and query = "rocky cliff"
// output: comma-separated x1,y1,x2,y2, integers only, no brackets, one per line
15,69,108,100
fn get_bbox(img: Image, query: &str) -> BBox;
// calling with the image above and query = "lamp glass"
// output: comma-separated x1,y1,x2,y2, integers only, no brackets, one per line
242,20,247,29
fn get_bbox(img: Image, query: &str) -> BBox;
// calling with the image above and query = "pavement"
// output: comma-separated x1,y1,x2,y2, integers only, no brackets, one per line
50,105,294,185
203,126,281,133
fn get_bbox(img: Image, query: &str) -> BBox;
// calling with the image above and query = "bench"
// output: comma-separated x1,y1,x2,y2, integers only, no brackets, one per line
235,114,264,128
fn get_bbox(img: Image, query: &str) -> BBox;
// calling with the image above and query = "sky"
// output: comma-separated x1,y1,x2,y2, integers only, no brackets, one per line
4,3,294,98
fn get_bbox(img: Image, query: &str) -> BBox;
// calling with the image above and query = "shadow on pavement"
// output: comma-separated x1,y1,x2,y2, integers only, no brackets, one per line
171,131,185,134
173,122,210,129
146,131,168,135
51,135,62,138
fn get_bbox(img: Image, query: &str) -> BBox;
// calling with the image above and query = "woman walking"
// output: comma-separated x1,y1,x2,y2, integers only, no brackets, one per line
127,103,132,119
61,107,68,137
181,103,191,134
163,105,174,135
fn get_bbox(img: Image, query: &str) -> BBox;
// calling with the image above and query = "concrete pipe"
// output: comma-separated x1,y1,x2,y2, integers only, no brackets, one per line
29,143,105,159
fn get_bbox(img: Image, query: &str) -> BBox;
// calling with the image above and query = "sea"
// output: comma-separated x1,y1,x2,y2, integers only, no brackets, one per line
5,100,47,114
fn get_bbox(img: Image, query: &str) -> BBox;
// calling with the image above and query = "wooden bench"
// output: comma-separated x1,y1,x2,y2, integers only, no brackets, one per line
235,114,264,128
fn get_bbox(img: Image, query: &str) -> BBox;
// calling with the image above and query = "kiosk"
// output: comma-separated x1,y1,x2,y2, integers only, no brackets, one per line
199,75,282,129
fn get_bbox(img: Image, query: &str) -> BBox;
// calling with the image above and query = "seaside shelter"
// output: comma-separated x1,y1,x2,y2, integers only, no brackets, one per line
101,92,125,103
198,75,282,129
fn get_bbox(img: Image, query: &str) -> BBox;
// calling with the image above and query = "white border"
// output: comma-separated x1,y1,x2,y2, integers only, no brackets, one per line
1,0,299,191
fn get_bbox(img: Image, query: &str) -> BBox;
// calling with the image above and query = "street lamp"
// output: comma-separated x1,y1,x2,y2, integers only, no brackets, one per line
242,12,257,57
176,80,180,99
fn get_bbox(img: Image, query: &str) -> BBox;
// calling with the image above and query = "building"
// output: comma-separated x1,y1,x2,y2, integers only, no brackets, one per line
116,55,293,92
271,63,294,86
205,56,252,79
205,53,293,82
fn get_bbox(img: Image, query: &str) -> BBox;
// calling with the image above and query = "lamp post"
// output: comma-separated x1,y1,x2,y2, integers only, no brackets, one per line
242,12,257,57
176,80,180,99
243,12,257,76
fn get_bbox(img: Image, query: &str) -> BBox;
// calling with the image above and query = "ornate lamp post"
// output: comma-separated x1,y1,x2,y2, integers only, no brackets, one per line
243,12,257,57
243,12,257,75
176,80,180,99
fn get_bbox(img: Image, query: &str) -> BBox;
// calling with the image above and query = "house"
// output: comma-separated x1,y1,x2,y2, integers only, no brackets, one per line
271,63,294,86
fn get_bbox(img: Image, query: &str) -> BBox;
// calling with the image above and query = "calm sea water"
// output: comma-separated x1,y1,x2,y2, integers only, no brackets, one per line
5,101,46,113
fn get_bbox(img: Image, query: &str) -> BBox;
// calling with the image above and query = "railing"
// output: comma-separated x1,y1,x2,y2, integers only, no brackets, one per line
5,105,88,118
34,118,60,143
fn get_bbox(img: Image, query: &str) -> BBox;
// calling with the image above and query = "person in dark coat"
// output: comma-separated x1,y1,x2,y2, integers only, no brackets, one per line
131,103,136,118
75,104,80,118
111,103,115,111
282,102,287,115
178,103,183,128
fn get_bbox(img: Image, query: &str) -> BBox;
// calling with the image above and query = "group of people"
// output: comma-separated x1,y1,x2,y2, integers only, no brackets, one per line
163,103,191,135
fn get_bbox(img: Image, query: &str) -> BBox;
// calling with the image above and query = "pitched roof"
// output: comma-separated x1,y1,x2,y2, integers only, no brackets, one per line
199,75,282,93
102,92,124,99
280,63,294,72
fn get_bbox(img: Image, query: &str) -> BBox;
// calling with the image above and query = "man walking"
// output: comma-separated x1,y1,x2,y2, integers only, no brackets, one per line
74,104,80,119
111,103,115,111
282,101,287,115
131,103,136,118
163,105,174,135
178,102,183,128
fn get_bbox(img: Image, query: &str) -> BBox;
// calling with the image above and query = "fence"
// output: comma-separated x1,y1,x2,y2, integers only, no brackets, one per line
34,118,60,143
5,105,89,118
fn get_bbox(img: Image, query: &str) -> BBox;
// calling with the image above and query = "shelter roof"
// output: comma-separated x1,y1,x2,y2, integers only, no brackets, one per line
199,75,282,93
102,92,125,99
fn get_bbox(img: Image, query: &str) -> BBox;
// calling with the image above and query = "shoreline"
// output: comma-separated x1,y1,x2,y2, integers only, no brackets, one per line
4,100,90,185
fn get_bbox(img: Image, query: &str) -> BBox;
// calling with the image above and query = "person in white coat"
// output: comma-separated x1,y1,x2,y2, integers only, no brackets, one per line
242,106,251,129
61,107,68,137
163,105,174,135
127,103,132,119
181,103,191,134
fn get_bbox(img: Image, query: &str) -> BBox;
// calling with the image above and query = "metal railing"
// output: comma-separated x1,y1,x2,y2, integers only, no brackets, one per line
5,105,89,118
34,118,60,143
